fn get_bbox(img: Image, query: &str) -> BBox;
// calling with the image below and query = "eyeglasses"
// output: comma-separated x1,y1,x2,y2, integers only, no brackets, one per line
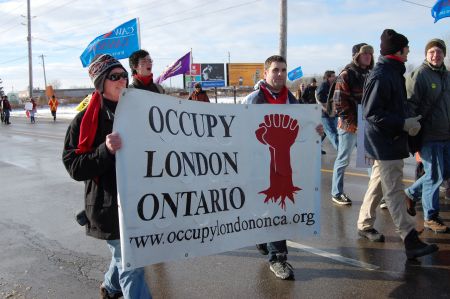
138,58,153,65
107,72,128,81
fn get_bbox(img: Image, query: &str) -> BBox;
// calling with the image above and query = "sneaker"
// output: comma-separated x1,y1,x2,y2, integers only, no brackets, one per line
331,193,352,205
379,199,387,209
269,260,294,280
424,216,448,233
256,243,268,255
404,229,439,260
100,284,123,299
358,228,385,242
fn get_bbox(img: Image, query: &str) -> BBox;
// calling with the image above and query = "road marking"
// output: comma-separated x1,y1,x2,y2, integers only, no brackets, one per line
287,240,380,271
321,168,414,184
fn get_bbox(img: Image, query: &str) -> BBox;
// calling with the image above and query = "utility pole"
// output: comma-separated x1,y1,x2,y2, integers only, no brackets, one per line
279,0,287,60
39,54,47,89
228,51,230,63
26,0,33,98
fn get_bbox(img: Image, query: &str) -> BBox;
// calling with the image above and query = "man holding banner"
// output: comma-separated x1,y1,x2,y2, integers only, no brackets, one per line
129,49,164,94
244,55,323,280
62,54,152,299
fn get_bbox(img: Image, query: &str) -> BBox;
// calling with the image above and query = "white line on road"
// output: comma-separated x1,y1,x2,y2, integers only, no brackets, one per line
287,241,380,271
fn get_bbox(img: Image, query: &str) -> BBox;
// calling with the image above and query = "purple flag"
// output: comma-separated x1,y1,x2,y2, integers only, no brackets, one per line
155,52,191,84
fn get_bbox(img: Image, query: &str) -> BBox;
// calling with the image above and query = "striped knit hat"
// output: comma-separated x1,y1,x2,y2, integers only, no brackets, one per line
88,54,126,92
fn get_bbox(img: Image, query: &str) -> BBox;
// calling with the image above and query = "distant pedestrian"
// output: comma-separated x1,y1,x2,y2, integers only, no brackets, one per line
62,54,152,298
129,49,164,94
361,29,438,259
1,96,11,125
48,95,59,121
27,98,37,123
404,38,450,233
188,83,210,102
300,78,317,104
331,42,374,205
316,70,338,150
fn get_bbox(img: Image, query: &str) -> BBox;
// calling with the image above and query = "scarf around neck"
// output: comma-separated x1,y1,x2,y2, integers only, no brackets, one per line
133,73,153,86
75,91,101,154
259,83,288,104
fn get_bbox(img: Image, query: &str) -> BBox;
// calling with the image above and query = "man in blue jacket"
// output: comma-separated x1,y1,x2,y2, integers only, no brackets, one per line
361,29,438,259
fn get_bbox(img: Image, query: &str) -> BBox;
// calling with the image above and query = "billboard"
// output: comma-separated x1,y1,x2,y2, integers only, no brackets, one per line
184,63,226,88
227,63,264,87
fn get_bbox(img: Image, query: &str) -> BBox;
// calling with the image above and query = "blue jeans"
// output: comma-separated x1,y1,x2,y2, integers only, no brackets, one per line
331,128,357,197
322,117,339,150
104,240,151,299
267,240,287,262
405,141,450,220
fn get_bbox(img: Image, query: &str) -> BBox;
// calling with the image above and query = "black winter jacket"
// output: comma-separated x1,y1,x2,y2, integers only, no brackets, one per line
62,101,119,240
129,77,164,94
362,56,409,160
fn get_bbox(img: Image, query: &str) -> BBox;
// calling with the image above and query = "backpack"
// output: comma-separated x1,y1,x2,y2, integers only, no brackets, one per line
325,79,338,117
324,67,358,118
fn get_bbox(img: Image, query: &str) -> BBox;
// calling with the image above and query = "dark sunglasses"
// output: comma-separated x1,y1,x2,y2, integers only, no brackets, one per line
107,72,128,81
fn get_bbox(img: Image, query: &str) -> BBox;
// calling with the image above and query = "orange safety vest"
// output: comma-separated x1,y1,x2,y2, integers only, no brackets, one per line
48,98,59,111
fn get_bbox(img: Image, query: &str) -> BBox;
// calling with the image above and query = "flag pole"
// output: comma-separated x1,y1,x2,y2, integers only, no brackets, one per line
137,18,141,49
189,48,193,94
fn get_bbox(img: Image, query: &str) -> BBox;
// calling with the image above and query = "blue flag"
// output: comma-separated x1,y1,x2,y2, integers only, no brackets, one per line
80,18,140,67
288,66,303,81
432,0,450,23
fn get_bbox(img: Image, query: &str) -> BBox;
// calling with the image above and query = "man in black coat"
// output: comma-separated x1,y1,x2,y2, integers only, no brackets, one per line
360,29,438,259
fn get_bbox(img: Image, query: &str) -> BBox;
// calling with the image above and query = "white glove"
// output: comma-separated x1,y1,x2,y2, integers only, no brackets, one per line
408,124,421,136
403,115,422,133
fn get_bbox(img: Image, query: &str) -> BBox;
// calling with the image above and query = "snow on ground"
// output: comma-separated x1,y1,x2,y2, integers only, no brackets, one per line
10,96,246,120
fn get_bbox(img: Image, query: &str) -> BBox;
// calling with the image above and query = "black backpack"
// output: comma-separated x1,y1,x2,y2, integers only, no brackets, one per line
325,67,359,118
325,79,338,117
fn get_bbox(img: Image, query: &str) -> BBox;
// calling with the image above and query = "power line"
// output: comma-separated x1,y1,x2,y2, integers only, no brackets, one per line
0,1,25,27
0,56,28,65
400,0,432,9
34,0,80,17
142,0,261,31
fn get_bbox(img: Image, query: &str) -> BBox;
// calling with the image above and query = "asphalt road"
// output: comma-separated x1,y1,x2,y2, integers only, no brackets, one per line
0,115,449,299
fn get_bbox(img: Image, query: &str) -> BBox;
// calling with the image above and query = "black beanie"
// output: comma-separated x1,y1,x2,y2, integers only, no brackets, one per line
380,29,409,56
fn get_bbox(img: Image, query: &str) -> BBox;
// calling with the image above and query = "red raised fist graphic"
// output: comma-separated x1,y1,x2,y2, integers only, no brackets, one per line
255,114,301,210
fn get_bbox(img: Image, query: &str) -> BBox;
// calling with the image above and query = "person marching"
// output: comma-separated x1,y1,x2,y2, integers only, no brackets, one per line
62,54,152,299
48,95,59,122
188,82,210,102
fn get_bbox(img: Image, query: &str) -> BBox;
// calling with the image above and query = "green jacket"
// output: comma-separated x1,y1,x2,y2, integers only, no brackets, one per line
406,61,450,142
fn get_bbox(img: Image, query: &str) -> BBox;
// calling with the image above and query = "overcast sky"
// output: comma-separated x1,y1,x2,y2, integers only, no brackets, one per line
0,0,448,93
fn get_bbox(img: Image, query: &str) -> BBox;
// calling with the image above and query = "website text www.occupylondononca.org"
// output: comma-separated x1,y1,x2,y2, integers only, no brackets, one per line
129,212,316,249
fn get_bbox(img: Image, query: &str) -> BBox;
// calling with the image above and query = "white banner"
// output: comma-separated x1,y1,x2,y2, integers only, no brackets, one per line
356,104,373,168
114,89,322,269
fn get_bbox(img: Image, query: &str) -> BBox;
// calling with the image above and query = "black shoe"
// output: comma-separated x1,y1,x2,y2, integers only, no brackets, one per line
321,150,326,155
358,228,385,242
100,284,123,299
256,243,269,255
404,229,439,260
331,193,352,205
405,195,416,216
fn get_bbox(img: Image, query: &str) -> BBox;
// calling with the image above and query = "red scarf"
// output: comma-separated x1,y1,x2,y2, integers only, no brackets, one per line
384,54,404,63
133,73,153,86
259,84,288,104
75,91,101,154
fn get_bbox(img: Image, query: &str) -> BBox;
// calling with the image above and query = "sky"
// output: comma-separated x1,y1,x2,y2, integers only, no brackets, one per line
0,0,448,94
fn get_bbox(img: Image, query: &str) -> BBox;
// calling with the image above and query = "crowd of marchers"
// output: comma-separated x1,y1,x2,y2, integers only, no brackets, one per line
10,27,440,298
